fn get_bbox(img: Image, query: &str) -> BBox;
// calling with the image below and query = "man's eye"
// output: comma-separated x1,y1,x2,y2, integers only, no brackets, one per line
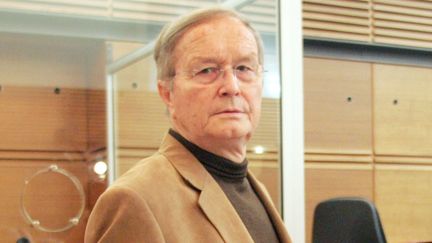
236,65,253,72
197,67,217,75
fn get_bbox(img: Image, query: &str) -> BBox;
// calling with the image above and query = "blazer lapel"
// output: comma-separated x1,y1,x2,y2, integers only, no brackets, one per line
159,134,254,243
198,174,254,243
248,172,292,243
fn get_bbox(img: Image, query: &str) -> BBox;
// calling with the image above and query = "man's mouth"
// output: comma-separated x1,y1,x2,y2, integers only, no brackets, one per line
217,109,242,114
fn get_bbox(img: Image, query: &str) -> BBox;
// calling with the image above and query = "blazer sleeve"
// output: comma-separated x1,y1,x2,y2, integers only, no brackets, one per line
84,186,165,243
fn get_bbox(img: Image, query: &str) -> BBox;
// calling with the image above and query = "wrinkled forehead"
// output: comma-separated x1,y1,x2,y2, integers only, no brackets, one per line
173,16,259,67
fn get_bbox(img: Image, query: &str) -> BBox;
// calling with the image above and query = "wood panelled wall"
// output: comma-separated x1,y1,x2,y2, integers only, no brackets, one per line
304,0,432,49
303,0,371,42
305,57,432,243
0,34,106,242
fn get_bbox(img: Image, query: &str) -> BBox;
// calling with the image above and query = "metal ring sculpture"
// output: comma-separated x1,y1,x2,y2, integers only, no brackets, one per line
20,164,85,233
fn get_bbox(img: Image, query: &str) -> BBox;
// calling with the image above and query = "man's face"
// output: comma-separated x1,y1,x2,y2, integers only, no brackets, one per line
160,16,262,145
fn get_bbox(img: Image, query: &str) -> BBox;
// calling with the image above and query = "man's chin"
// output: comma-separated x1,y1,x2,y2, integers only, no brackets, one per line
209,127,252,140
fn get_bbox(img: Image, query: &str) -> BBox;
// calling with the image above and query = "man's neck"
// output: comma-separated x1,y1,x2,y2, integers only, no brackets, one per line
172,129,248,163
199,139,246,163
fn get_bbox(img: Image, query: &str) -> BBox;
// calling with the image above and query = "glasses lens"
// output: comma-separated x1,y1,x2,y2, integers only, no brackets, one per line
192,67,220,83
235,65,260,82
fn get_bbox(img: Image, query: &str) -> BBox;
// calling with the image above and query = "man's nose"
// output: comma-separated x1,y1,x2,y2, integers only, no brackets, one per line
218,69,240,96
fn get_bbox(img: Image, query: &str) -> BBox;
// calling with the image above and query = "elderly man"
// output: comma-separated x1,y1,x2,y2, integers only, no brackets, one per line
85,7,291,243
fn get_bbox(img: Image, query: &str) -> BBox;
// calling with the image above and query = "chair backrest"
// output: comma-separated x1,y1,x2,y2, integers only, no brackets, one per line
312,197,387,243
16,237,30,243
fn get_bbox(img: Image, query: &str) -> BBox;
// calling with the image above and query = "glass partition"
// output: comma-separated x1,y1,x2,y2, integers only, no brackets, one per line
0,1,284,241
0,33,107,242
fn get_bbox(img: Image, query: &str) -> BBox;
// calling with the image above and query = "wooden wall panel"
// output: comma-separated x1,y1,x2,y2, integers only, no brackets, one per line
304,58,372,155
0,160,90,243
305,58,432,243
87,43,107,152
303,0,371,42
305,163,373,243
116,90,170,148
87,90,107,152
114,45,167,148
117,156,144,176
303,0,432,49
114,48,157,92
0,87,88,151
373,0,432,49
375,164,432,243
374,64,432,157
0,35,105,152
248,98,280,151
116,147,156,176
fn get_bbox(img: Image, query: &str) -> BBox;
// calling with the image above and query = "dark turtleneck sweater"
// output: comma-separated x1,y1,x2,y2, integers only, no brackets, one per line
169,129,280,243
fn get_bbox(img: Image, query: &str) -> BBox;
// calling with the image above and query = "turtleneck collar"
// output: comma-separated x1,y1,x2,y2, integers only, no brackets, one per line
169,129,248,181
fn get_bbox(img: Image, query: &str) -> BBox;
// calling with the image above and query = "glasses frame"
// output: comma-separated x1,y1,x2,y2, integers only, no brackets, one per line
175,64,264,84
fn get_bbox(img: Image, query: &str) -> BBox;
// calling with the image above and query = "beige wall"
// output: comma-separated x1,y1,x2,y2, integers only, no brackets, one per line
305,57,432,243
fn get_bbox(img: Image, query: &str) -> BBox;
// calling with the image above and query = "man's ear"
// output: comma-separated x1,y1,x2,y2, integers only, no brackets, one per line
157,80,172,106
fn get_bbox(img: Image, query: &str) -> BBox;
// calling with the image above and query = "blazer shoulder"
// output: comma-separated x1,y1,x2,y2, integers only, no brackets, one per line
85,185,165,243
114,152,173,186
109,152,188,201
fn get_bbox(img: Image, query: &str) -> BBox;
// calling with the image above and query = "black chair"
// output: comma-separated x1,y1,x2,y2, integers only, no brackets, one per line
312,197,387,243
16,237,30,243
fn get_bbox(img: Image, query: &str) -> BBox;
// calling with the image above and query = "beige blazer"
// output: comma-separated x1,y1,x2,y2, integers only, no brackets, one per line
85,134,291,243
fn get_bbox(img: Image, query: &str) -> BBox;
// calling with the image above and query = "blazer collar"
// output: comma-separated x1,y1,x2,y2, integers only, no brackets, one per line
158,133,254,243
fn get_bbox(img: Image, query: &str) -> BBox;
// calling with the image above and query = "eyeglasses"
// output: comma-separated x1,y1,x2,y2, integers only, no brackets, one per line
176,64,263,84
